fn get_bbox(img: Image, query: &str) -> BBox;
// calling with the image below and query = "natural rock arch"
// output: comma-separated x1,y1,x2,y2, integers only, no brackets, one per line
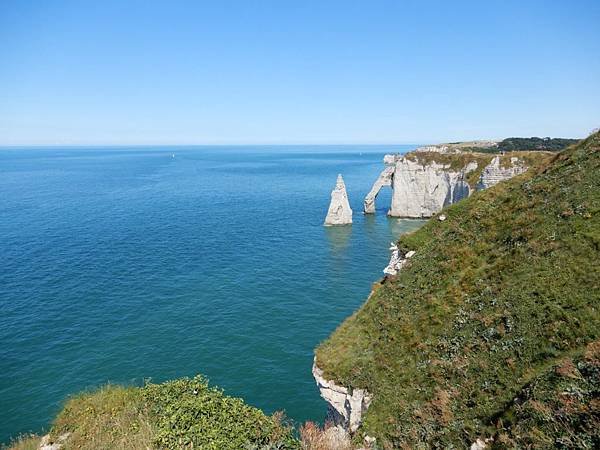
363,156,396,214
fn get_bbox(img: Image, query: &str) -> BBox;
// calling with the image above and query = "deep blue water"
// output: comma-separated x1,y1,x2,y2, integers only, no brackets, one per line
0,145,423,443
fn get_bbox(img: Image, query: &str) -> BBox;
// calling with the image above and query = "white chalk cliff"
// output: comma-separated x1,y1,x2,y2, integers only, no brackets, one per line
477,156,527,189
383,244,415,276
312,360,372,433
324,174,353,226
364,153,528,218
388,156,477,218
363,155,395,214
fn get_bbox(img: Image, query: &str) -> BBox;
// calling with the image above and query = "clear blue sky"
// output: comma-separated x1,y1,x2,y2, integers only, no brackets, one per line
1,0,599,145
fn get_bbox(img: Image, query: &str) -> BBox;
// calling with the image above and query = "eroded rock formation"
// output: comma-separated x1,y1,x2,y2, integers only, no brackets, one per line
388,157,478,217
312,361,372,433
363,155,395,214
39,433,70,450
364,152,528,218
324,174,353,226
383,244,415,276
477,156,527,189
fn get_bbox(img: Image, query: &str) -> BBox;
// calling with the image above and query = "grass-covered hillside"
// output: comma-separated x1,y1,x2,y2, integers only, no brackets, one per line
6,376,299,450
316,132,600,448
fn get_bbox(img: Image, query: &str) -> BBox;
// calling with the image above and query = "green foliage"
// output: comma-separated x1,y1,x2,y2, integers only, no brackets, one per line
143,376,299,450
497,137,579,152
316,132,600,447
458,137,579,154
25,377,299,450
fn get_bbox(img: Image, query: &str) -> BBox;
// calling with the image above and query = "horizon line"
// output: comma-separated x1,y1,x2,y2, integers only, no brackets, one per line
0,134,587,148
0,142,425,148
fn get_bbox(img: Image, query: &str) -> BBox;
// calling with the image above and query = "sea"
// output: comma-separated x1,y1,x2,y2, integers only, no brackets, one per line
0,145,424,443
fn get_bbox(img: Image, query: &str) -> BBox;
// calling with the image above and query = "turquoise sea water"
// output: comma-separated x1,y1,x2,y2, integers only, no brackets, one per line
0,145,423,443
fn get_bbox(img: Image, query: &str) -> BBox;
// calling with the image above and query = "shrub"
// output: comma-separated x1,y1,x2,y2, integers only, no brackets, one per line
143,376,299,450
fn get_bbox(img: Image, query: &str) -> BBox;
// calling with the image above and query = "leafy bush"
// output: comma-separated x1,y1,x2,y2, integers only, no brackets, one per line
143,376,299,450
497,137,579,152
458,137,579,154
20,376,299,450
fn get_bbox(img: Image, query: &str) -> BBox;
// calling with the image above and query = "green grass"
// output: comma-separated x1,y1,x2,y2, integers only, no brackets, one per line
51,384,154,450
9,376,299,450
316,132,600,448
492,341,599,448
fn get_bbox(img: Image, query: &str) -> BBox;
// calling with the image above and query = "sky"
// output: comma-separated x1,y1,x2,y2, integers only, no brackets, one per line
1,0,599,145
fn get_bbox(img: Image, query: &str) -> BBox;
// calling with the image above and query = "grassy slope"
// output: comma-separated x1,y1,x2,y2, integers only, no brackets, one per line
7,376,299,450
316,133,600,448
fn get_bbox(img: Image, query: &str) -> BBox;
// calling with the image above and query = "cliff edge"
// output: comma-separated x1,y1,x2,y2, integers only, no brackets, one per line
316,133,600,447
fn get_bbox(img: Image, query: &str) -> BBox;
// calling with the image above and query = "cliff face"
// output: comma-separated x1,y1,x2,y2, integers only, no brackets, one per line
312,361,372,433
363,155,395,214
388,156,477,218
477,155,527,189
365,151,542,218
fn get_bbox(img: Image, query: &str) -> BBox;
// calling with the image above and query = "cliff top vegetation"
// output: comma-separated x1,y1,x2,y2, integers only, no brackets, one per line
404,150,555,189
455,137,580,154
5,376,299,450
316,132,600,447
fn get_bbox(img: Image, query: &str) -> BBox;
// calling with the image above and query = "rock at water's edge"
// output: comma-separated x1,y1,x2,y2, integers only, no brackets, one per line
312,360,371,433
324,174,353,226
364,155,395,214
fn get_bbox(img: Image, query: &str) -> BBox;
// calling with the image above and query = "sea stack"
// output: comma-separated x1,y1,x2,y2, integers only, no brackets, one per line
324,174,353,226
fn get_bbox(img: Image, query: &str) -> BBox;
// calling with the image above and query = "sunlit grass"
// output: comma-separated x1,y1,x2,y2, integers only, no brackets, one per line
316,132,600,447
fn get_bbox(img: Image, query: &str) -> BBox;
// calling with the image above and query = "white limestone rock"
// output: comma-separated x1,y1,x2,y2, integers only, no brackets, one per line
364,149,528,219
324,174,353,226
364,163,395,214
414,144,453,154
39,433,70,450
363,435,377,448
414,140,498,154
470,437,493,450
312,360,372,433
388,157,477,218
383,245,414,276
477,156,527,190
